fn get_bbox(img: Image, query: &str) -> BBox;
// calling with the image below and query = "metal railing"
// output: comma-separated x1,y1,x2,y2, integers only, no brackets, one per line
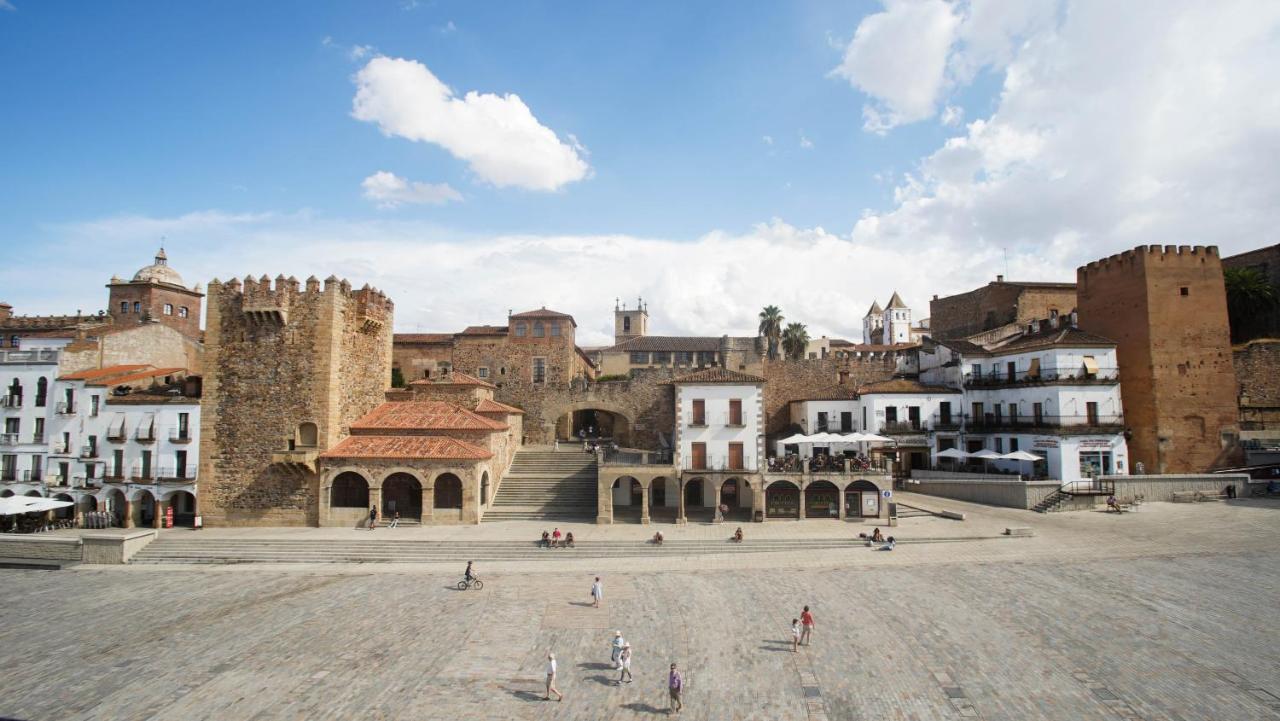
0,469,15,482
966,413,1124,432
0,395,21,408
880,420,927,434
963,367,1120,388
30,432,43,444
22,470,43,482
169,428,193,443
79,446,98,459
130,467,156,482
601,449,673,466
56,401,75,415
135,426,156,442
930,413,964,430
0,433,18,445
682,456,755,473
157,465,196,481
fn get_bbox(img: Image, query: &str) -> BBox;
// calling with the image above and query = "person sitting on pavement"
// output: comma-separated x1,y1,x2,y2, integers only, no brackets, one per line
881,536,896,551
565,531,575,548
552,528,562,548
732,527,744,543
652,531,664,545
541,530,551,548
871,527,885,543
1107,495,1122,513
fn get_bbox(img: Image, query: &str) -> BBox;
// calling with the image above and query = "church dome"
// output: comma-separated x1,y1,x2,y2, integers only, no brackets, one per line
131,248,185,287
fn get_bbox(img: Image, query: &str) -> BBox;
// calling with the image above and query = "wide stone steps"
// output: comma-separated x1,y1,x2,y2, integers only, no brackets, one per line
129,536,981,564
485,449,599,522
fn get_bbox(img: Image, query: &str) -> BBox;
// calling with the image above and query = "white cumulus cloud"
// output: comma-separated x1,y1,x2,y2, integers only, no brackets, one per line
832,0,961,132
351,56,591,192
361,171,463,208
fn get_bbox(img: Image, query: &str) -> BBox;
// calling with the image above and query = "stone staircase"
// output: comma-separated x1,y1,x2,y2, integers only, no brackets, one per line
127,535,994,565
481,449,598,522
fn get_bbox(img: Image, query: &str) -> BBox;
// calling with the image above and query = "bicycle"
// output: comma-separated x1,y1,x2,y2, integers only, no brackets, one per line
457,576,484,591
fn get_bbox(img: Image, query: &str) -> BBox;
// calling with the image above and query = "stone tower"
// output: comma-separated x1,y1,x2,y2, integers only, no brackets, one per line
106,248,205,342
884,291,911,344
1076,245,1238,474
614,297,649,344
862,300,883,345
197,274,393,525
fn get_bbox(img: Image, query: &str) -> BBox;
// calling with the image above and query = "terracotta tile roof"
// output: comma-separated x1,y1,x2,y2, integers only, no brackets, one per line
510,308,574,320
459,325,508,336
937,339,992,356
351,401,508,432
474,398,525,415
604,336,724,353
393,333,454,343
408,371,497,389
87,367,185,387
59,364,151,381
789,387,859,402
671,368,766,384
320,435,492,460
857,378,960,395
990,326,1116,353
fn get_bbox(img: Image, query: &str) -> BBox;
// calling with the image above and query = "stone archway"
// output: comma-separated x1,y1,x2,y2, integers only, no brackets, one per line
434,473,463,509
804,480,840,519
382,472,423,521
845,479,881,518
765,480,800,519
552,400,635,446
331,472,370,509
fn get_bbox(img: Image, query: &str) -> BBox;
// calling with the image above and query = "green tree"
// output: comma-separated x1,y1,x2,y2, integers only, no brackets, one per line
390,367,406,388
758,305,784,360
781,322,810,360
1224,267,1278,343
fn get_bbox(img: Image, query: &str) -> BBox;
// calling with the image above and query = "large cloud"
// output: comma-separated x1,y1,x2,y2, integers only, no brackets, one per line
352,56,590,191
849,0,1280,262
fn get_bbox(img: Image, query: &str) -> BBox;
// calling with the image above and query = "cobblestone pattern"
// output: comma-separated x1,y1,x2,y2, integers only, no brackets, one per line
3,545,1280,720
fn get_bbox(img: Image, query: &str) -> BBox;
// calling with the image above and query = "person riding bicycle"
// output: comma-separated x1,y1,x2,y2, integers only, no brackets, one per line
464,561,475,583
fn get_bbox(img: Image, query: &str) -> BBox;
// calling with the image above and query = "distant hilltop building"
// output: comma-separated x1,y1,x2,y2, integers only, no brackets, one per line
862,292,929,345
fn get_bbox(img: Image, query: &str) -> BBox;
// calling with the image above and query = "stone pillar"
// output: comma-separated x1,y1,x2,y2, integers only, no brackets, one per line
798,481,806,520
640,482,650,525
758,483,767,521
369,486,383,526
838,489,847,520
713,483,723,523
676,478,687,525
153,499,166,529
122,499,134,529
597,478,614,525
421,486,433,523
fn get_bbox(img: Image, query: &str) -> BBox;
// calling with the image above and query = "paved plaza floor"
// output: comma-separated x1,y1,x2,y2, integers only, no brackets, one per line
2,499,1279,720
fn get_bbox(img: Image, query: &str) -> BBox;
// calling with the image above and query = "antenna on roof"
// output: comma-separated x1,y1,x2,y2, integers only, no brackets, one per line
1003,247,1009,279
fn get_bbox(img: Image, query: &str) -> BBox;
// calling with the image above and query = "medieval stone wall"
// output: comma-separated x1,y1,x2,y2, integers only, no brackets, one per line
760,356,897,436
58,324,204,376
197,275,392,526
1234,339,1280,429
1078,245,1239,473
930,283,1077,340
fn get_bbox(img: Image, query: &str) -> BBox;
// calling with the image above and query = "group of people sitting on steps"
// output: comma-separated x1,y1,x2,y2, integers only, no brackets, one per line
858,527,895,550
540,528,575,548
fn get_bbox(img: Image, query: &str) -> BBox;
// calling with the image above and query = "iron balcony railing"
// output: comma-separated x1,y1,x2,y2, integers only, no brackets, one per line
22,469,43,482
880,420,927,434
31,432,43,444
963,367,1120,389
966,413,1124,432
79,445,99,459
601,449,673,466
0,469,16,482
930,412,964,430
682,456,755,473
0,433,19,445
130,466,156,482
56,401,75,415
169,428,193,443
0,395,21,408
157,465,196,481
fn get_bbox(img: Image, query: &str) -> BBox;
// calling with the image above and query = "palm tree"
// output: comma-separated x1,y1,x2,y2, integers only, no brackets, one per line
781,322,810,360
1224,267,1278,343
758,305,784,360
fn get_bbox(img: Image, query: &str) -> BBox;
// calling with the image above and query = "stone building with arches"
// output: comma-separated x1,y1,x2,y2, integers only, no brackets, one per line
316,372,523,525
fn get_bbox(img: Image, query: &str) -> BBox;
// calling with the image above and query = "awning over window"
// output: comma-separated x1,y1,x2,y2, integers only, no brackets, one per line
1082,356,1100,375
1027,357,1041,378
108,413,126,437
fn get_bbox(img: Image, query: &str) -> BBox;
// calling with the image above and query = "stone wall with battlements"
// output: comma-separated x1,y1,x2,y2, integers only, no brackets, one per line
198,274,393,526
1077,245,1239,473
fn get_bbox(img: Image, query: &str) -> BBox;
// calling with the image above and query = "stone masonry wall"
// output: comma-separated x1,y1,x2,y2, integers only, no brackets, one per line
760,356,897,436
1234,339,1280,428
930,283,1077,340
198,275,392,526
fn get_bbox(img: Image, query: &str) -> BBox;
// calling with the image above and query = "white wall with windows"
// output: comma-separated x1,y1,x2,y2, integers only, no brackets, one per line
861,391,961,434
0,349,58,487
674,382,761,473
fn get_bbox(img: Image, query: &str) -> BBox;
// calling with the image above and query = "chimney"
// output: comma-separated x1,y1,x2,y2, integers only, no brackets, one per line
996,274,1004,283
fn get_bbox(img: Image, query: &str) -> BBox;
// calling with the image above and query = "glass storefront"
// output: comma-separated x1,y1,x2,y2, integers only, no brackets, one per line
1078,451,1113,478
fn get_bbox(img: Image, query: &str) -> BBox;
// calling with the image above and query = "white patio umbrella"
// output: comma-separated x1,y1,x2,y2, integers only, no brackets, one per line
857,433,893,443
969,448,1003,473
0,496,72,515
23,498,74,514
1001,450,1042,461
778,433,812,445
935,448,969,459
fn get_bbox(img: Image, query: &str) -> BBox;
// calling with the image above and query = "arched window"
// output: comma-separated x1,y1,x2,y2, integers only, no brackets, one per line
296,422,318,448
480,471,490,506
434,473,463,509
331,472,370,508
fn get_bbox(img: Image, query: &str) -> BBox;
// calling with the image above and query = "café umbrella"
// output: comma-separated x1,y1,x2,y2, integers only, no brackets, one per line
0,496,73,515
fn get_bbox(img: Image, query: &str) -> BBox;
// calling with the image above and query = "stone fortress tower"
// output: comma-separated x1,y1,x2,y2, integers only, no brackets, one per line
1076,245,1239,474
614,297,649,345
197,274,393,525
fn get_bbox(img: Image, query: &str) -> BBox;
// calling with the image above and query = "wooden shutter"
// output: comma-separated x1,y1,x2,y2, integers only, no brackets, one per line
729,443,744,470
691,443,706,469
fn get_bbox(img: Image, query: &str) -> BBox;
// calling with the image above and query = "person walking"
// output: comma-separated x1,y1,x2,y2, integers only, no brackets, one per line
791,618,802,652
591,577,604,608
800,605,815,646
617,644,632,684
544,651,563,702
668,662,684,714
368,506,377,530
389,511,400,528
611,630,626,667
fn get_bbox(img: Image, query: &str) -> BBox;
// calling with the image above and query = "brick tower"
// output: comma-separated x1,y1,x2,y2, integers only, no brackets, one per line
1076,245,1239,474
197,274,393,525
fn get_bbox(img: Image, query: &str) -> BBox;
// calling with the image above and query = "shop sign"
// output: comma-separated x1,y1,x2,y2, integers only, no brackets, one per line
1078,439,1114,449
882,490,893,498
1033,438,1060,449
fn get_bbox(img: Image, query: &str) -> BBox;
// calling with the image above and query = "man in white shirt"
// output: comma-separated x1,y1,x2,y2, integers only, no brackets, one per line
544,652,563,702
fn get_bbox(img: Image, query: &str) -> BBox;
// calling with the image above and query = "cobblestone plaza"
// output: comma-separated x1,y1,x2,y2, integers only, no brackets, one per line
3,499,1279,720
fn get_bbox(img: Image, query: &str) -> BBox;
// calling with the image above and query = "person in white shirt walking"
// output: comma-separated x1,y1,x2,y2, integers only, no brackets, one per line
611,630,626,668
617,644,632,684
591,577,604,608
544,652,563,702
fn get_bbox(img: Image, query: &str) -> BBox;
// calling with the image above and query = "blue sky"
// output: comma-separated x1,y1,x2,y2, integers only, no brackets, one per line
2,1,1277,344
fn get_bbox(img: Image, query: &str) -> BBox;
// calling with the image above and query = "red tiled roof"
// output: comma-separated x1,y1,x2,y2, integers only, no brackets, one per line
509,308,576,327
408,371,497,389
393,333,454,343
459,325,508,336
474,398,525,415
88,368,185,387
320,435,492,460
671,368,766,384
351,401,508,432
788,387,859,402
58,364,151,381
